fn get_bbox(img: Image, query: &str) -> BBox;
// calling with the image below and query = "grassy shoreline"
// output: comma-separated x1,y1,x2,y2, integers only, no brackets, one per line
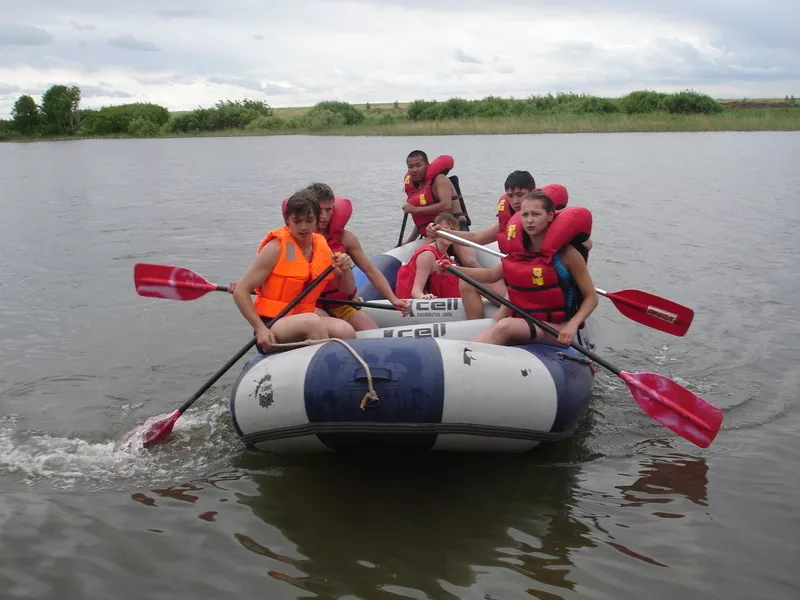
5,110,799,143
4,99,799,143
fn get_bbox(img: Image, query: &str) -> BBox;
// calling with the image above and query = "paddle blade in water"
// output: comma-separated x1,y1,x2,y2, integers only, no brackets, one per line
620,371,723,448
141,410,181,447
606,289,694,337
134,263,218,301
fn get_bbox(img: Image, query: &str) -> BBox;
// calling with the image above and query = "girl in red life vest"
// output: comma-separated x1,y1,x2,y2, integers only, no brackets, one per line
435,192,598,347
231,190,357,352
395,213,462,300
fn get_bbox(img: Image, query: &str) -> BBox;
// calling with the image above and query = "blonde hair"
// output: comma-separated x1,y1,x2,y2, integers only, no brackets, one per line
434,212,459,229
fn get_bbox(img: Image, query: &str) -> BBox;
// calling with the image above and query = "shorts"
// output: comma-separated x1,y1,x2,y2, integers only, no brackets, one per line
511,311,538,340
452,212,470,232
323,296,363,321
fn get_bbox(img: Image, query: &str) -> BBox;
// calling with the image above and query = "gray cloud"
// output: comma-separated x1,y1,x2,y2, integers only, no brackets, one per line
207,76,298,95
0,23,53,47
156,8,206,18
107,34,159,52
0,83,21,93
207,76,266,93
80,84,135,98
69,20,95,31
454,49,481,64
0,0,796,115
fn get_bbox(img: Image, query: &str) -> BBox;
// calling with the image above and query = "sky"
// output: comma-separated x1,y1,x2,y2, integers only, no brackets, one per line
1,0,798,117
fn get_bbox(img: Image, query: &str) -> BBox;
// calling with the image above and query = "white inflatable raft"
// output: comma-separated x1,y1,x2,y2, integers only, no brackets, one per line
229,330,596,454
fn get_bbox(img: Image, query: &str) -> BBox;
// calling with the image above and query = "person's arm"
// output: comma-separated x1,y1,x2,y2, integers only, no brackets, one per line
232,239,281,347
410,250,437,298
344,232,410,311
409,175,454,215
434,259,503,284
557,245,599,346
331,252,355,296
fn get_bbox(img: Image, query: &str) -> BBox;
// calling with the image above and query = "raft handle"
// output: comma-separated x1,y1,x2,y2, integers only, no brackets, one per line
353,367,394,382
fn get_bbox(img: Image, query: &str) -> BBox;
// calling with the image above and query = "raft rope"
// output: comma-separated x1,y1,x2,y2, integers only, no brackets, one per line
269,338,379,409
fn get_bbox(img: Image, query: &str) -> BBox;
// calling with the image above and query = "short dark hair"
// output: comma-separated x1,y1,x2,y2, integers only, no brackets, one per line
284,189,320,222
407,150,429,163
305,182,335,203
504,170,536,191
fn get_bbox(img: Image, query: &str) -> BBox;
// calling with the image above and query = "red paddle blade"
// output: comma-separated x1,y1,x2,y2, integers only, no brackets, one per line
134,263,217,301
620,371,723,448
142,410,181,447
606,289,694,337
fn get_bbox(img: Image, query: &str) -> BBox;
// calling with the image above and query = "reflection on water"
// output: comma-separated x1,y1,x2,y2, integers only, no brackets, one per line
230,444,594,599
617,445,709,512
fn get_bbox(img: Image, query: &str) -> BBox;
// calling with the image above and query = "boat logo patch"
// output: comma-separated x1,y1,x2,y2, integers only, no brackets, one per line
256,372,274,409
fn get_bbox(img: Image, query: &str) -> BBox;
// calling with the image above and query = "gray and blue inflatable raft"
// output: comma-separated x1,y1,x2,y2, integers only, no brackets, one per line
229,238,597,454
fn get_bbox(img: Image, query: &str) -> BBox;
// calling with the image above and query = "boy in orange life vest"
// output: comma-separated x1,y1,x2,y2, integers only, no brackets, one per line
231,190,357,352
401,150,479,268
395,213,462,299
306,182,411,331
428,170,538,319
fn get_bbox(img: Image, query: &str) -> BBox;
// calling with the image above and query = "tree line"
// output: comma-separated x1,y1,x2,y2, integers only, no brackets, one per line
0,84,734,140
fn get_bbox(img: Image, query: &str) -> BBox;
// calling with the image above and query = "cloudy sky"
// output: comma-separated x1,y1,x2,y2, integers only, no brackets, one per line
1,0,798,117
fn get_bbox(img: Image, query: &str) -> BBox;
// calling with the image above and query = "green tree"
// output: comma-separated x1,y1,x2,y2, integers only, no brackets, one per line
11,95,40,135
41,85,82,135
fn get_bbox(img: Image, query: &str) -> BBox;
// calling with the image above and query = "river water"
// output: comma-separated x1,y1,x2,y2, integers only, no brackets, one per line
1,132,798,599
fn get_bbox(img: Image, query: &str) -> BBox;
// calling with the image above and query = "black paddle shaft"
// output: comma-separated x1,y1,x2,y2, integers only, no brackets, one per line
447,266,621,375
396,212,409,247
176,265,336,414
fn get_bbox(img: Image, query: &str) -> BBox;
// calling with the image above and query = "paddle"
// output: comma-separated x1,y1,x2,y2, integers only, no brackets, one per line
396,212,409,247
134,263,401,311
436,230,694,337
443,265,722,448
137,265,336,447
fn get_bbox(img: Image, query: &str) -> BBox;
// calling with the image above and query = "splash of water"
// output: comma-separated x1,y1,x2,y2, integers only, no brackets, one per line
0,401,238,491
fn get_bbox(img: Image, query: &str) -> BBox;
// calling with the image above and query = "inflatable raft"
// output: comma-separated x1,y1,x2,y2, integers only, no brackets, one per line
228,238,598,454
230,331,595,454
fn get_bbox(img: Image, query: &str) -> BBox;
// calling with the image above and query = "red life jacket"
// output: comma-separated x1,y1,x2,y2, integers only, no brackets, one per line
496,194,514,232
501,206,592,323
404,155,454,236
395,244,461,299
541,184,569,211
496,185,570,252
317,197,356,306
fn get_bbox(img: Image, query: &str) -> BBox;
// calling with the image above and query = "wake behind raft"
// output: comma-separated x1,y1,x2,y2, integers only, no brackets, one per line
228,237,598,454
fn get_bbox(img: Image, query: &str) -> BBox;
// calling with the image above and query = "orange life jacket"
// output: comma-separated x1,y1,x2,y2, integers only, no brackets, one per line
253,227,334,319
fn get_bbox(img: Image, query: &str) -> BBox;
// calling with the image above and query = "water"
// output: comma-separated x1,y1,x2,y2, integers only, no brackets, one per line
1,132,798,599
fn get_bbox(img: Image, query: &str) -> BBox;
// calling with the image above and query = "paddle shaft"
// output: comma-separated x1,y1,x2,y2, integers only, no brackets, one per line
316,297,398,310
193,285,397,312
446,266,620,375
397,212,409,247
437,230,614,298
176,265,336,414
